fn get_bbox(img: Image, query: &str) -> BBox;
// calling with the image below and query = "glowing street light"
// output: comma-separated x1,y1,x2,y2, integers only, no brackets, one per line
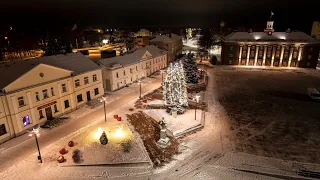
28,126,42,163
99,97,107,122
138,79,142,99
194,94,200,120
102,39,108,45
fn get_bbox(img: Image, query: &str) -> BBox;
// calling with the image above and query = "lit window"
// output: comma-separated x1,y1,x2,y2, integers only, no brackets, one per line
43,89,49,99
62,84,67,93
77,94,83,103
84,77,89,85
18,96,25,107
35,92,40,101
51,87,55,96
0,124,7,136
94,88,99,95
39,110,44,119
64,100,70,109
75,79,80,88
93,74,97,82
22,115,30,126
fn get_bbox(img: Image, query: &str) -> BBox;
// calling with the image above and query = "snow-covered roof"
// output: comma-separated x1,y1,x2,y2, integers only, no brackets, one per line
224,31,318,43
0,53,100,90
99,45,166,69
150,33,181,42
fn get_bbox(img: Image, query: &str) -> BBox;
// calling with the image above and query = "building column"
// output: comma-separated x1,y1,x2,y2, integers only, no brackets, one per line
254,45,259,66
271,45,276,66
26,91,36,124
288,46,294,67
26,92,33,108
11,96,19,114
298,46,303,62
262,46,267,66
279,45,285,66
246,45,251,66
238,46,242,65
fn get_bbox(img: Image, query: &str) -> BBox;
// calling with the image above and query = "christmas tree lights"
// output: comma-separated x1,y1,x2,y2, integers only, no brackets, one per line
163,60,188,114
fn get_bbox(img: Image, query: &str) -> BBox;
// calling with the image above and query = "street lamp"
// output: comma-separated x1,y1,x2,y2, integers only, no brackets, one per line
138,79,142,99
102,39,108,46
194,95,200,120
28,126,42,163
99,97,107,122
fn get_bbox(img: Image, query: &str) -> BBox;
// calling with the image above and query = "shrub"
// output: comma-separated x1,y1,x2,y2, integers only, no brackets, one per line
121,141,132,153
72,149,83,164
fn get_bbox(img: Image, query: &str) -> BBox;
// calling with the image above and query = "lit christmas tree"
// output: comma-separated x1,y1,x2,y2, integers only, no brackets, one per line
183,53,198,84
163,61,188,114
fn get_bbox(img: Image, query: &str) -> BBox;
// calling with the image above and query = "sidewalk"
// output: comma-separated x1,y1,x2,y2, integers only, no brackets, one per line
0,74,162,173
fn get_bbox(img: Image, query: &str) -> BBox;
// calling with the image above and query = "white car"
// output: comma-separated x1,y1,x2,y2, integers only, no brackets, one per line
307,88,320,101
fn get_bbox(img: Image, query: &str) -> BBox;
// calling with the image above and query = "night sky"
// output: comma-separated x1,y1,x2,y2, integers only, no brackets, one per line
0,0,319,33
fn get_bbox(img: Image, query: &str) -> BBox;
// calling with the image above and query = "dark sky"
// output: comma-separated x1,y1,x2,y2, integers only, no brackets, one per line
0,0,319,33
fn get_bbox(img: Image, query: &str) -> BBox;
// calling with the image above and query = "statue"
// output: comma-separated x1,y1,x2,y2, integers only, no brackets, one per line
157,117,170,148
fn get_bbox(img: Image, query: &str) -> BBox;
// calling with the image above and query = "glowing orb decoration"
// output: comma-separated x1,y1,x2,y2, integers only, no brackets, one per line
95,127,103,139
114,126,125,138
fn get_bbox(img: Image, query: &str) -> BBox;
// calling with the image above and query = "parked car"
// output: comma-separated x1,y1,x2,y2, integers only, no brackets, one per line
307,88,320,101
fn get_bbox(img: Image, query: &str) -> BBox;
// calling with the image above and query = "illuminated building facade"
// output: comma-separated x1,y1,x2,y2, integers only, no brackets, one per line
221,21,320,68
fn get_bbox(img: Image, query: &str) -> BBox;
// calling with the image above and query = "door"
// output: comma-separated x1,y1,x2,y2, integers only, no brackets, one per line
86,91,91,101
45,107,53,120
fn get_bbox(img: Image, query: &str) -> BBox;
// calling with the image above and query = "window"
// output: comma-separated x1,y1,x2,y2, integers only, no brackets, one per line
51,87,55,96
94,88,99,95
75,79,80,88
84,77,89,85
64,100,70,109
39,110,44,119
93,74,97,82
62,84,67,93
18,96,25,107
77,94,83,103
116,72,119,78
123,70,126,76
54,104,58,113
0,124,7,136
22,115,30,126
35,92,40,101
130,68,133,73
42,89,49,99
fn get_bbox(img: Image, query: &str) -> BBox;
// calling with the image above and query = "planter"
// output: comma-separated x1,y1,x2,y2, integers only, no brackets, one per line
117,117,122,121
57,155,65,163
114,115,118,119
59,148,67,155
68,141,74,147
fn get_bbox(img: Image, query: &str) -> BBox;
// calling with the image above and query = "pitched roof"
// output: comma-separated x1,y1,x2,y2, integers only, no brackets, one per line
98,45,166,68
224,31,318,43
0,53,100,90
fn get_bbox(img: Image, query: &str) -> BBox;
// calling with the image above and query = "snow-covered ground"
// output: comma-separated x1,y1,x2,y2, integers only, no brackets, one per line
143,109,202,137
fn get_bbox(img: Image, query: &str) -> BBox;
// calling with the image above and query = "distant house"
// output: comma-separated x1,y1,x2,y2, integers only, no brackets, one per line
98,45,167,91
0,53,104,143
134,29,152,37
134,36,150,48
221,20,320,68
311,21,320,41
149,33,183,62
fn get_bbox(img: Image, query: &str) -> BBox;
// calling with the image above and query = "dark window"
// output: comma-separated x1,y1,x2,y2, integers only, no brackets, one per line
39,110,44,119
93,74,97,82
35,92,40,101
94,88,99,95
62,84,67,93
77,94,83,103
116,72,119,78
54,104,58,113
0,124,7,136
22,115,30,126
51,87,55,96
18,96,25,107
43,89,49,99
75,79,80,88
64,100,70,109
123,70,126,76
84,77,89,85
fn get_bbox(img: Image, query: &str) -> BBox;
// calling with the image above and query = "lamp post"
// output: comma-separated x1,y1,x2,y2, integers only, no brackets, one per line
28,126,42,163
160,70,165,84
100,97,107,122
194,95,200,120
138,79,142,99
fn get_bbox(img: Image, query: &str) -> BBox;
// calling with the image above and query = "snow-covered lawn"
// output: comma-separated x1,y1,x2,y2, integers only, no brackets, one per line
213,66,320,164
143,109,202,137
146,99,165,105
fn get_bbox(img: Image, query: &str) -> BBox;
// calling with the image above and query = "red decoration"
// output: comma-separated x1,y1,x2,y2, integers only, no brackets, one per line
68,141,74,147
114,115,118,119
57,155,65,163
117,117,122,121
59,148,67,155
143,99,147,103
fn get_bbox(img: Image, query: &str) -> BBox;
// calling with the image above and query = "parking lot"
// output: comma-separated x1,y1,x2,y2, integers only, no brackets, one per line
213,67,320,164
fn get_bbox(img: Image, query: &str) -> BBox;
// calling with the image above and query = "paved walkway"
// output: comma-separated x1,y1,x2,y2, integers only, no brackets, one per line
0,75,162,173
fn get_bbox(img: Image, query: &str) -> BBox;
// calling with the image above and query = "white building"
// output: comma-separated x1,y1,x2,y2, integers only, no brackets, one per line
99,45,167,91
0,53,103,143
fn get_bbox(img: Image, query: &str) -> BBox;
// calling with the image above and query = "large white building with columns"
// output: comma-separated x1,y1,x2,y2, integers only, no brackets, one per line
0,53,103,143
99,45,167,91
222,20,320,68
